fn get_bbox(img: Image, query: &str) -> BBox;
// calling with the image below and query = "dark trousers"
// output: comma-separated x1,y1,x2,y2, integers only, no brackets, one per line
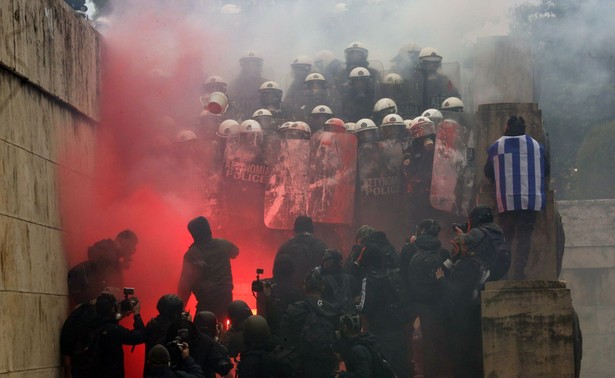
416,303,451,378
497,210,537,280
196,291,233,322
374,329,414,378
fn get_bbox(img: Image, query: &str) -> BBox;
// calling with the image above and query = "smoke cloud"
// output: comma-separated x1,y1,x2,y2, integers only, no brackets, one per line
61,0,536,374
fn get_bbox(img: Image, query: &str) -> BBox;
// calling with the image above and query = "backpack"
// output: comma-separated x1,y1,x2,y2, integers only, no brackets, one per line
381,268,412,325
477,226,511,281
299,300,337,359
71,323,104,376
353,339,397,378
238,346,302,378
323,273,355,314
407,250,442,303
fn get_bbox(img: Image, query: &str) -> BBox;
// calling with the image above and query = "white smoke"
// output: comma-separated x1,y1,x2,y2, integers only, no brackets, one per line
96,0,533,89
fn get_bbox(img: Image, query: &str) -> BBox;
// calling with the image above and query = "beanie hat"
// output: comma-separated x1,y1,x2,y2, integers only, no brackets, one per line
293,215,314,233
355,225,375,244
468,205,494,229
148,344,170,367
505,115,526,136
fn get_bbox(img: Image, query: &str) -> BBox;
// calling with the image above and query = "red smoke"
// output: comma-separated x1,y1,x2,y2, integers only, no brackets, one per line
58,5,282,376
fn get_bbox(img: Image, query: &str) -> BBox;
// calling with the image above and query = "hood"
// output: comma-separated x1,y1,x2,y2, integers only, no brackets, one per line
188,216,212,243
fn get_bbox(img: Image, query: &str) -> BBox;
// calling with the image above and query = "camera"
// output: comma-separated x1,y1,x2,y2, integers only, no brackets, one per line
251,268,271,293
166,328,190,368
119,287,136,312
452,222,468,233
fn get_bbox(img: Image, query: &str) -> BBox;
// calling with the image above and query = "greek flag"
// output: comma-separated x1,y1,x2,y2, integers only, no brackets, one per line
487,135,546,212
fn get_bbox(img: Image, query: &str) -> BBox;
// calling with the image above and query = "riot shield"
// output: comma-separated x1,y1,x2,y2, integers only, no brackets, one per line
357,139,405,245
196,138,227,230
307,131,358,224
441,111,476,216
223,134,271,227
430,119,467,215
263,138,310,230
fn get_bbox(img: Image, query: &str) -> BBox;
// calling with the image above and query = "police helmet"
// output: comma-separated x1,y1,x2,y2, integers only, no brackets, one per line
305,73,326,84
239,119,263,134
216,119,240,138
373,98,398,114
175,130,197,143
252,108,273,118
380,113,404,128
383,73,403,85
240,50,263,65
422,108,444,124
311,105,334,116
418,47,443,62
354,118,378,133
441,97,464,111
344,122,357,133
324,118,346,133
349,67,371,79
291,55,313,68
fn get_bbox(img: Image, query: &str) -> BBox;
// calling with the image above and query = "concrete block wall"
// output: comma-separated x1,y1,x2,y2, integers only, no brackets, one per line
559,200,615,378
0,0,100,376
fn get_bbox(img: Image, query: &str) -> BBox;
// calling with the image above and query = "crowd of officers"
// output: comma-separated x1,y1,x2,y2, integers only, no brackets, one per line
62,205,504,378
190,42,460,148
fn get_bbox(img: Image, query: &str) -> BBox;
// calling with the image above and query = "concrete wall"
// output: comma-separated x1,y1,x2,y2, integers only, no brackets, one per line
0,0,100,376
559,200,615,378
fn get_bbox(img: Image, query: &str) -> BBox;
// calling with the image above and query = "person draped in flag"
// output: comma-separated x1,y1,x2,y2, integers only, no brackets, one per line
484,115,550,279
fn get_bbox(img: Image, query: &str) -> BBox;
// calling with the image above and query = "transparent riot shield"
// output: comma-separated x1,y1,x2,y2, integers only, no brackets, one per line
263,138,310,229
430,119,467,215
357,139,405,245
307,130,358,224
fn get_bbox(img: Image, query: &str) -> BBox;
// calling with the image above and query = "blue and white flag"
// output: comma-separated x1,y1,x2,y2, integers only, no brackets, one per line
487,135,546,212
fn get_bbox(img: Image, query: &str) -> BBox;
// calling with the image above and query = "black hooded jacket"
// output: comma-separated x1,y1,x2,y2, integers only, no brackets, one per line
275,233,327,289
178,217,239,306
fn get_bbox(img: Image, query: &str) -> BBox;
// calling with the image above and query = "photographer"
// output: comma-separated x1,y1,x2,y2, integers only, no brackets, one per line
220,300,254,358
255,255,303,341
145,294,196,376
435,219,489,378
71,292,145,378
403,219,452,378
146,344,204,378
336,314,394,378
193,311,234,378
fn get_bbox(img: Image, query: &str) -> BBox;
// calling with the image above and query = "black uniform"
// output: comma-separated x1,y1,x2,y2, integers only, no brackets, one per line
89,314,146,378
338,334,377,378
275,233,328,289
440,256,485,378
192,332,233,378
322,266,361,314
228,75,268,121
355,237,412,378
67,239,123,305
280,296,340,378
256,277,303,342
178,217,239,319
403,235,452,378
145,355,205,378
